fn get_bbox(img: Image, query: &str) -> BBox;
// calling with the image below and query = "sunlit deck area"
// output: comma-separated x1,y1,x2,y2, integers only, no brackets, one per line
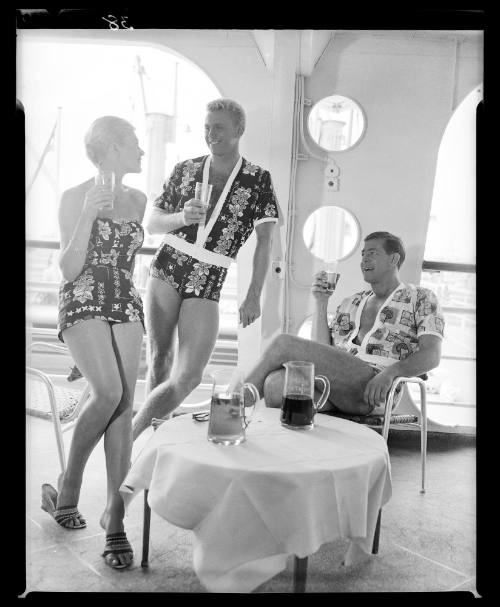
25,387,477,595
21,21,481,597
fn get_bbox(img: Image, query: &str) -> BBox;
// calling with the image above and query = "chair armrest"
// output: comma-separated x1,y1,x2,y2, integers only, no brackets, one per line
27,341,69,355
381,376,427,437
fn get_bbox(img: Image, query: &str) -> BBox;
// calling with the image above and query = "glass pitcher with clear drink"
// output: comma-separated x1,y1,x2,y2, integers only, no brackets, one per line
207,369,260,446
281,361,330,430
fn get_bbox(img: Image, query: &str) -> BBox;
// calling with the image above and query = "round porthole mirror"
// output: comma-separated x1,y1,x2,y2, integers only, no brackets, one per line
307,95,366,152
303,205,360,262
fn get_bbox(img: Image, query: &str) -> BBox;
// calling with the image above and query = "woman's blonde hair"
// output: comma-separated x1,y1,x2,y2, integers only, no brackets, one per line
84,116,135,166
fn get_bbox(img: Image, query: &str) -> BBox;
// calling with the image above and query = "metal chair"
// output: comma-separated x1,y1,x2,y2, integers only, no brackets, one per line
322,374,427,568
26,340,91,473
324,375,428,494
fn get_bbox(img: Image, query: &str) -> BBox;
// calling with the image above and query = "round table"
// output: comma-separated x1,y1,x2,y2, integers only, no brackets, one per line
121,406,392,593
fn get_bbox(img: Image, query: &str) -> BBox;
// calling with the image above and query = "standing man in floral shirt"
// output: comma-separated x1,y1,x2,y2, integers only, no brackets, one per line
132,98,279,439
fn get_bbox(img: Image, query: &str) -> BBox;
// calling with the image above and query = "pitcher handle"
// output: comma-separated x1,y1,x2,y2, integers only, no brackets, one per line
314,375,331,412
243,382,260,426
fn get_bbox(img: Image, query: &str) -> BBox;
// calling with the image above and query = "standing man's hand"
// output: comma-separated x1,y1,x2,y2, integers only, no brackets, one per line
182,198,207,225
239,293,261,328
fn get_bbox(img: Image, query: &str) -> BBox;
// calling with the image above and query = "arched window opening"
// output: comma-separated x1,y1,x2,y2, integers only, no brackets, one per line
22,36,238,383
419,85,481,427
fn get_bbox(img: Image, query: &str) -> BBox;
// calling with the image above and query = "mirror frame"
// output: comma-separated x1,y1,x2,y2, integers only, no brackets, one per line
307,94,367,153
302,204,362,263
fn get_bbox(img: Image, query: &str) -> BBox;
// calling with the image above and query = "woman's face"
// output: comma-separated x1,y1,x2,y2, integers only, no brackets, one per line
110,130,144,174
204,110,242,157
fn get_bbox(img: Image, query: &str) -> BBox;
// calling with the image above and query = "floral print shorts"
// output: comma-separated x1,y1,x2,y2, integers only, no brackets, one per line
150,243,228,302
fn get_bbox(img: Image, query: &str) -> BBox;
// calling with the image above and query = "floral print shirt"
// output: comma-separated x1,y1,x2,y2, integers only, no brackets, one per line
329,282,445,365
153,155,279,260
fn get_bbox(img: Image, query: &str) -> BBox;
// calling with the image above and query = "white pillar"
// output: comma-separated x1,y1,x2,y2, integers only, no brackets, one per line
145,112,174,201
237,30,299,373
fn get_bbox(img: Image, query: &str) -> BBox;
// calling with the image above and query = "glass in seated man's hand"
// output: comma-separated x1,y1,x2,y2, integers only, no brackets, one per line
311,270,333,302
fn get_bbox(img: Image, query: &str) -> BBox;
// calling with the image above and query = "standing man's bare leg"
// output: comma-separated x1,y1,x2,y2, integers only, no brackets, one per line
144,276,181,398
133,297,219,439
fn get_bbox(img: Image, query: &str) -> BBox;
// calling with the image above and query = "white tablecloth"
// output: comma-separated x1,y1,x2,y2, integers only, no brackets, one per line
120,407,392,593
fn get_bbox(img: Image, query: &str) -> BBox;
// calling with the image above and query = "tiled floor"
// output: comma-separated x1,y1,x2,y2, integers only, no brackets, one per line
24,410,478,595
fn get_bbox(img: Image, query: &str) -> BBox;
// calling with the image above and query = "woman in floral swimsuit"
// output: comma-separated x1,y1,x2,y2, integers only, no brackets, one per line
41,116,146,571
132,98,279,439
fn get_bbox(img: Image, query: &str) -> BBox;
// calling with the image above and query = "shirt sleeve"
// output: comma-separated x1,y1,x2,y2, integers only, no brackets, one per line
415,288,445,339
253,170,279,226
153,163,181,213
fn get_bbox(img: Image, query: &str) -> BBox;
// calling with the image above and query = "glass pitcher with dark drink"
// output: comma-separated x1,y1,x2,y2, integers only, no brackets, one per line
281,361,330,430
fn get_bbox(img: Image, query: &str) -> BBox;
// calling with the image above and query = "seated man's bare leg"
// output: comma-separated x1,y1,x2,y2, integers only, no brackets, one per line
247,333,377,415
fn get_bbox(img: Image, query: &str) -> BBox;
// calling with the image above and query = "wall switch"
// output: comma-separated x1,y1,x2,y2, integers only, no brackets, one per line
272,260,285,279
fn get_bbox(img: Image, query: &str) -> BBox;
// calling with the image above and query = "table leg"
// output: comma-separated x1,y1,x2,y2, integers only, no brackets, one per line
141,489,151,568
293,556,308,593
372,509,382,554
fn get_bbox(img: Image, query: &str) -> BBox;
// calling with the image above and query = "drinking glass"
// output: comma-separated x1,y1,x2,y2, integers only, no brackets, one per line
325,271,340,292
195,182,213,209
95,170,115,209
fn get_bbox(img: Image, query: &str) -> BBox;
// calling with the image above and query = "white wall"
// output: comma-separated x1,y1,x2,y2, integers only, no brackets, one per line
289,32,483,333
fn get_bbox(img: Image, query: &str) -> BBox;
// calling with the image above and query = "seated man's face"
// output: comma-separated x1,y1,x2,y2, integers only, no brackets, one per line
360,238,396,282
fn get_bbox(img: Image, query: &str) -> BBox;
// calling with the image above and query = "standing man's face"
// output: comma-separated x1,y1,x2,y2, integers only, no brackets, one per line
204,111,241,156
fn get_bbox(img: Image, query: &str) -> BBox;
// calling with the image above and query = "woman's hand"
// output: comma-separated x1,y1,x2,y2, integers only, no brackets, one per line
182,198,207,226
311,270,333,303
81,184,114,219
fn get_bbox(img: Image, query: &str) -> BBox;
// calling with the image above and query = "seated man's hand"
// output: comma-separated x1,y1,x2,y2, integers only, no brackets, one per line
363,367,397,410
311,271,332,302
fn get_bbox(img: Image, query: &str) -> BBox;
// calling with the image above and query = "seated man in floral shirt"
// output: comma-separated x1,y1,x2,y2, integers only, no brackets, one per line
244,231,444,414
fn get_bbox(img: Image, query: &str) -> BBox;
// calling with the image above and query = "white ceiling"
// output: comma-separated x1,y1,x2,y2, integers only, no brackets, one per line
336,29,483,41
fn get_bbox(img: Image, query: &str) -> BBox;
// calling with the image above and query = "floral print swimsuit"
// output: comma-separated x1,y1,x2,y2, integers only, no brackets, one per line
57,218,145,341
150,155,279,301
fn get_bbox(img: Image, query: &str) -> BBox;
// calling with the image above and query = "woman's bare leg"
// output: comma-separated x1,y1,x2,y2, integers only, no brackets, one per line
98,321,143,567
57,320,123,514
246,333,377,414
132,297,219,439
101,323,143,516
